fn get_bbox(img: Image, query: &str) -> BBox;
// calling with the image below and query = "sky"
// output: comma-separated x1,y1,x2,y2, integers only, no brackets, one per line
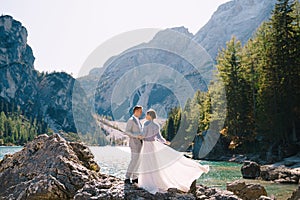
0,0,230,77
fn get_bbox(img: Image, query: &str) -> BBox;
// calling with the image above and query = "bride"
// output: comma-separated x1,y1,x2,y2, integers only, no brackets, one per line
137,109,209,194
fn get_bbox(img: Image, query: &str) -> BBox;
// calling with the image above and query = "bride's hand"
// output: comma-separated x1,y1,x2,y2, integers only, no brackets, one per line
165,141,171,145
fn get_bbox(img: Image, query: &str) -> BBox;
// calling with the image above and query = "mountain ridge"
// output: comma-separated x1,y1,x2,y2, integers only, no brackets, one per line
81,0,277,120
0,15,77,133
194,0,277,58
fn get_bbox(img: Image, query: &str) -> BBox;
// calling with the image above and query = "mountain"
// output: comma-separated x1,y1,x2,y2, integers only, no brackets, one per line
79,0,277,120
194,0,277,59
79,27,211,121
0,15,77,133
0,0,279,131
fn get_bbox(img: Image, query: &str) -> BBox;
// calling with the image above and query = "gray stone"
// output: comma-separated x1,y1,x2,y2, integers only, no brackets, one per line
196,184,241,200
227,180,267,200
0,134,101,199
194,0,277,59
260,165,300,184
241,161,261,179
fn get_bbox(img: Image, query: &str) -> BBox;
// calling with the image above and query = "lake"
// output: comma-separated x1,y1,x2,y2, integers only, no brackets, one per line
1,146,297,199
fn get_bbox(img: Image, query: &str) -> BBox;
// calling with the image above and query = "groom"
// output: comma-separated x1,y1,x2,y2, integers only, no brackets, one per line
124,105,143,184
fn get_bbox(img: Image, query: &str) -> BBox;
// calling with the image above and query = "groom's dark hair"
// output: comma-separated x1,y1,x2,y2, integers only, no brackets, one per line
133,105,143,113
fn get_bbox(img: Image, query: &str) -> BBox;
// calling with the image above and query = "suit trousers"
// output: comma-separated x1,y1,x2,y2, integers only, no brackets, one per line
126,139,142,179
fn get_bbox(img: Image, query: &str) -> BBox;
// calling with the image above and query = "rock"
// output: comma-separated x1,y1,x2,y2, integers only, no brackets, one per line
0,15,34,67
260,165,278,181
227,180,268,200
196,184,241,200
260,165,300,184
0,134,102,199
194,0,276,59
288,185,300,200
0,15,38,116
241,161,261,179
188,179,197,196
36,72,77,133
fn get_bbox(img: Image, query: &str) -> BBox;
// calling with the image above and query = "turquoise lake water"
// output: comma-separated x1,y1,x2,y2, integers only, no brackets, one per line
1,146,297,199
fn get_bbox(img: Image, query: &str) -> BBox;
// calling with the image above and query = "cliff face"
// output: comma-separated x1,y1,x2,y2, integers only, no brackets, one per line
0,16,38,113
0,15,77,133
194,0,276,59
37,72,77,132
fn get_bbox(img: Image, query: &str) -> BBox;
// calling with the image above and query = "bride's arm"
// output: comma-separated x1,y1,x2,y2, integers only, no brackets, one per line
155,125,167,144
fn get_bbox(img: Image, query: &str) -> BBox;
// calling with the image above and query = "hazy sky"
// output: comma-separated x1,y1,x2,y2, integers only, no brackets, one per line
1,0,230,77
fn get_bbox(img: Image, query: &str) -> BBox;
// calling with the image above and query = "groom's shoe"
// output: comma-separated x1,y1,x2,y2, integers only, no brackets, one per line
124,179,131,184
132,179,138,184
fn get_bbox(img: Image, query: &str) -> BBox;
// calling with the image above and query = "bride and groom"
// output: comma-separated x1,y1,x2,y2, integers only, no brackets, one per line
124,105,209,194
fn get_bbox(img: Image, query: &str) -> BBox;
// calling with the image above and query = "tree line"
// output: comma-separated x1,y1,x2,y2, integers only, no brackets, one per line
0,109,53,145
162,0,300,159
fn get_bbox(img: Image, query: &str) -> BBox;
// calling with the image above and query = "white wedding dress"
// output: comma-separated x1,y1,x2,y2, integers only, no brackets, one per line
137,120,209,194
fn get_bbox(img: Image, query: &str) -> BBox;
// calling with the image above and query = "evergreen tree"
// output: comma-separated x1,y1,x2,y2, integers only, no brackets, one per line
216,36,255,149
0,111,6,137
166,117,175,141
257,0,300,142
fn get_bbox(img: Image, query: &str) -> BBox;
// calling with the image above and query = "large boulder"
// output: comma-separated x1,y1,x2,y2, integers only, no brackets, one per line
241,161,261,179
227,180,268,200
0,134,100,199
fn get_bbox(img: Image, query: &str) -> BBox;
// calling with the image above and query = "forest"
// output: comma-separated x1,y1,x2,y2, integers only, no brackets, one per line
162,0,300,160
0,106,53,145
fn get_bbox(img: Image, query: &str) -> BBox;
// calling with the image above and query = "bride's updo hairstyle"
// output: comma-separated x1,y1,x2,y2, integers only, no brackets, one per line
146,109,157,119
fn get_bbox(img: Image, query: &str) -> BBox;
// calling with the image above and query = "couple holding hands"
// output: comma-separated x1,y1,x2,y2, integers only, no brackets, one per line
124,105,209,194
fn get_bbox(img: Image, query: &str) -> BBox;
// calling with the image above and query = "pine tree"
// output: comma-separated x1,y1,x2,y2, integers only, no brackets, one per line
258,0,300,142
216,36,255,149
0,111,6,137
166,117,175,141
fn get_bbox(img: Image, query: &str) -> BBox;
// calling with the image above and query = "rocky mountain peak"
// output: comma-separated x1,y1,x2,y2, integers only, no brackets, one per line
0,15,34,68
170,26,194,38
193,0,277,59
0,15,83,134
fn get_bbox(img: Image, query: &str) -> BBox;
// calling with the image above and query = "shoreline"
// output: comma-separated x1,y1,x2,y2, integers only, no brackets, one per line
2,144,299,169
0,135,298,199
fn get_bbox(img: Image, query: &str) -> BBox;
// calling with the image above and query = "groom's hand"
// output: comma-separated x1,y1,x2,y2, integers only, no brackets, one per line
137,135,144,140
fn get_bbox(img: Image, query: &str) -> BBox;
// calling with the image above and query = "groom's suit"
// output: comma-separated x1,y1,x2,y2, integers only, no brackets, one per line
125,115,143,180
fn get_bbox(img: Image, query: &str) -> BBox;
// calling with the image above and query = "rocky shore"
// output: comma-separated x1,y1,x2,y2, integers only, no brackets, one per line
241,160,300,184
0,134,297,199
